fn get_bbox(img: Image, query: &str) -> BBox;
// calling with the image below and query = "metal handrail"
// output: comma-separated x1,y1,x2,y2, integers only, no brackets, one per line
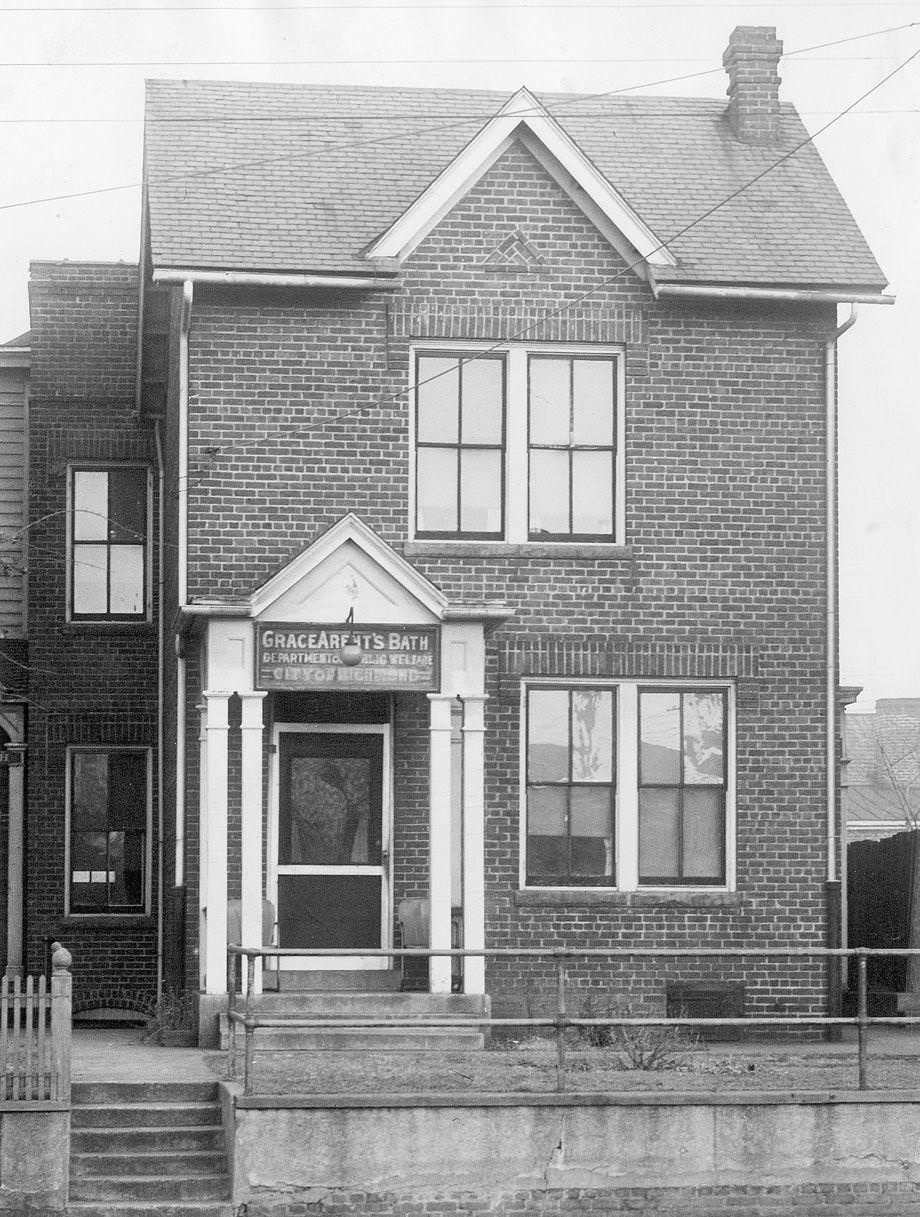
225,944,920,1096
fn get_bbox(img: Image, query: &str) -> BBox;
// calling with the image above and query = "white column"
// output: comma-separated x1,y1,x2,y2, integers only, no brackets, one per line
203,691,231,995
197,702,208,991
239,691,267,996
4,745,25,978
461,696,487,995
428,694,454,994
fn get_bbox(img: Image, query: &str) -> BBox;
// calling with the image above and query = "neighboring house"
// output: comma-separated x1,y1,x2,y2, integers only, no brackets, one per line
844,700,920,841
4,25,890,1041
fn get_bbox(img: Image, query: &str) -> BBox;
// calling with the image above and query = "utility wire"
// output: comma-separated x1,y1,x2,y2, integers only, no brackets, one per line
0,21,914,212
182,38,919,488
2,37,916,686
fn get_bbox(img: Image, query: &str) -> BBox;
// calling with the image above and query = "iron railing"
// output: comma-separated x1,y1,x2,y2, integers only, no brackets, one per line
226,944,920,1097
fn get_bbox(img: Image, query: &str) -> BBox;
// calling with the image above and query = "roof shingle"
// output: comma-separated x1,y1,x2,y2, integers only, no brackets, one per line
143,79,886,289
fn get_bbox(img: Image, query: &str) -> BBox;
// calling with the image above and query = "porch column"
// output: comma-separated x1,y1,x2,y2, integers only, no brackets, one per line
239,691,267,996
428,694,454,994
4,744,25,978
197,702,208,991
461,696,487,995
203,691,231,995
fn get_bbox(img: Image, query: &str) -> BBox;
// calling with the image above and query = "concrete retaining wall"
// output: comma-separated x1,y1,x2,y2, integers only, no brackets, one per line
0,1108,69,1211
225,1089,920,1215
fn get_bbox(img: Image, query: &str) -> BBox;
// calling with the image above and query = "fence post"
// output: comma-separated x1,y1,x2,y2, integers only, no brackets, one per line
555,955,567,1094
856,949,869,1091
50,942,72,1103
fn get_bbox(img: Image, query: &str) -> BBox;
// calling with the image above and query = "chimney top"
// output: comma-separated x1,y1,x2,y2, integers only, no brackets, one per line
723,25,783,144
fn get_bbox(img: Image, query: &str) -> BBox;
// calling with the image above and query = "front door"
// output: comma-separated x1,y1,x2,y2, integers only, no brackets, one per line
275,727,390,969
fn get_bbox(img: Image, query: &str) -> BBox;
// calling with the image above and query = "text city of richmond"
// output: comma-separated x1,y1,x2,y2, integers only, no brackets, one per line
255,623,441,691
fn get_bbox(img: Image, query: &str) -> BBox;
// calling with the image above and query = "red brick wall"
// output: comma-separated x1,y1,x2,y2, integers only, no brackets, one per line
26,262,160,1009
175,143,836,1016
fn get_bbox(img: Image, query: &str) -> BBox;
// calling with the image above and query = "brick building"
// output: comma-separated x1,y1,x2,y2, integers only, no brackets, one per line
2,26,890,1042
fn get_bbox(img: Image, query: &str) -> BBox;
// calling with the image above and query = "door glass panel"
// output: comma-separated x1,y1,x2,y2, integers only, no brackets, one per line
282,755,378,865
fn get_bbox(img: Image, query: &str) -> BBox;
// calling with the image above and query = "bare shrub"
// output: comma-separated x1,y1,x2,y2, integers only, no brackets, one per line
578,995,695,1070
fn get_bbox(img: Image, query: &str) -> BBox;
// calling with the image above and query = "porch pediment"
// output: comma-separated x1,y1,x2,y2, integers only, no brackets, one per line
249,514,447,626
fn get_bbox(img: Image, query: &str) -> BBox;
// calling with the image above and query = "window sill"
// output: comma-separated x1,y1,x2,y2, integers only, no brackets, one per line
404,542,633,560
60,622,156,636
62,914,154,929
514,889,742,909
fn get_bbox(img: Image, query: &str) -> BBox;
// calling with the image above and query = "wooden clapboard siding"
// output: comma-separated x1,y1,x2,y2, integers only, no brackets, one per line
0,366,26,635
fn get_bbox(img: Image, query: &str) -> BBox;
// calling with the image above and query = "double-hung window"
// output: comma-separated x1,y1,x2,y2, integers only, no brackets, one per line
528,355,616,539
415,354,505,538
525,688,616,886
522,682,733,891
638,689,728,885
69,466,150,620
68,748,150,914
412,345,623,544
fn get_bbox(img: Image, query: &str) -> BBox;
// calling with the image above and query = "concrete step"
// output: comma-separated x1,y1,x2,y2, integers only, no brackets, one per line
67,1205,232,1217
248,1026,485,1051
243,991,487,1016
72,1126,226,1155
72,1152,227,1179
72,1081,218,1105
72,1102,222,1129
70,1176,231,1203
274,969,402,991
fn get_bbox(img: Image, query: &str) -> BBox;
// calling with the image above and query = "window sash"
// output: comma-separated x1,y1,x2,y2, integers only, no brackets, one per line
68,749,149,913
527,355,617,541
638,689,728,886
525,687,616,887
414,354,506,539
70,467,149,620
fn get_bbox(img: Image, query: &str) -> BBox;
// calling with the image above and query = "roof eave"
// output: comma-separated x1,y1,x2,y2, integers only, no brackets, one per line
650,279,894,306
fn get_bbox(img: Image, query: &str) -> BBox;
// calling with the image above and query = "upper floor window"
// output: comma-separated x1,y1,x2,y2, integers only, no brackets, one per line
415,354,505,538
528,356,616,539
68,748,150,914
412,344,623,544
69,466,149,620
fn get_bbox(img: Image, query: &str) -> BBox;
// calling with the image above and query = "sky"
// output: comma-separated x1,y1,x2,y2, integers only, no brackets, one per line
0,0,918,711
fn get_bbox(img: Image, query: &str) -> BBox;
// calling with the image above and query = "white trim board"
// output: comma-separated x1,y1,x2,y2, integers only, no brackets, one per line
366,87,674,272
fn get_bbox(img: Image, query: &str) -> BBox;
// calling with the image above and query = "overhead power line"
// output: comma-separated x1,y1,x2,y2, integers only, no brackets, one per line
0,20,915,212
183,39,919,485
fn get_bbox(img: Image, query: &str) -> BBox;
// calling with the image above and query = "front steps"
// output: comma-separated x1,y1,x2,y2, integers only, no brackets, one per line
69,1081,232,1217
224,977,488,1051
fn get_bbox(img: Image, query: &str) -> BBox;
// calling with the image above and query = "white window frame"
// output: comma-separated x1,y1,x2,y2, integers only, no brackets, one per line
519,678,736,893
408,341,626,545
64,745,153,917
66,463,153,624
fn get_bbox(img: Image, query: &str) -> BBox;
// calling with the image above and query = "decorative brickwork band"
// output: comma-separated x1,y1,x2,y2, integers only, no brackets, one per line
497,638,758,679
387,301,644,345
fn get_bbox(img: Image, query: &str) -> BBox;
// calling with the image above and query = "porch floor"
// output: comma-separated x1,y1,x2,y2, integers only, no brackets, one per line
72,1027,225,1083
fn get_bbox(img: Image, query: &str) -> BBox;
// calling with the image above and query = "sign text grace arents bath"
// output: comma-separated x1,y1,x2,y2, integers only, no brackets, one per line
255,623,441,691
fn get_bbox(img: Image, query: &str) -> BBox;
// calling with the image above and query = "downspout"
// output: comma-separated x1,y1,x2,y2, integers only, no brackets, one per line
154,422,165,1001
176,280,193,887
826,303,858,1027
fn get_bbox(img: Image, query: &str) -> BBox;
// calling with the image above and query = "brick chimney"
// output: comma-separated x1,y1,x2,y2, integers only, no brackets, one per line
723,26,783,143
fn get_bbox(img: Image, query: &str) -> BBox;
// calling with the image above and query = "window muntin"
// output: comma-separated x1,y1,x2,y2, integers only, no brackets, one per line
70,466,149,619
638,689,727,885
528,355,616,539
414,354,505,538
525,687,616,886
69,749,149,913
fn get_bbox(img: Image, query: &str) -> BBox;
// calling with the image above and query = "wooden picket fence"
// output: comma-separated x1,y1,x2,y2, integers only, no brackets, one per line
0,943,71,1108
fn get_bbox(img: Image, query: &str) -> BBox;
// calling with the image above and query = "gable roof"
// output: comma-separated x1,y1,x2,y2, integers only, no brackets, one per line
143,79,886,291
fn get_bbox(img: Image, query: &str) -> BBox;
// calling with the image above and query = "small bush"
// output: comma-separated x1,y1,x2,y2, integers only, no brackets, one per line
578,996,695,1070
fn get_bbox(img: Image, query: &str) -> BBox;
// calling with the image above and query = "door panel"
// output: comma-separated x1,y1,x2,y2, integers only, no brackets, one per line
276,730,388,967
